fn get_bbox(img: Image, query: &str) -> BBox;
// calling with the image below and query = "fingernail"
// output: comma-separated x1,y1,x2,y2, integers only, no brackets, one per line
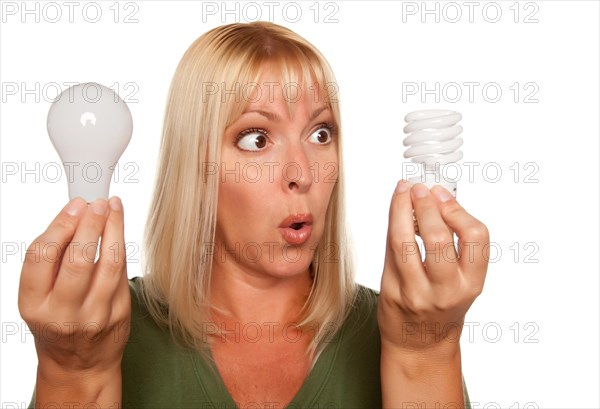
395,180,410,193
412,183,429,198
90,199,108,216
109,196,123,212
432,185,453,202
64,197,86,217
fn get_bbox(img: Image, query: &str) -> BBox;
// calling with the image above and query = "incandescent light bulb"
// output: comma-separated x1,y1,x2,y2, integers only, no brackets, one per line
47,82,133,203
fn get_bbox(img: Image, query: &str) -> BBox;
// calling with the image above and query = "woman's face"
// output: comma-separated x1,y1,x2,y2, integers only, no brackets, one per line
214,66,338,280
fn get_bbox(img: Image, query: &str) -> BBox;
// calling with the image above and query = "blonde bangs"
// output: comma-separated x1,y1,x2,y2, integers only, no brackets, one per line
215,30,335,128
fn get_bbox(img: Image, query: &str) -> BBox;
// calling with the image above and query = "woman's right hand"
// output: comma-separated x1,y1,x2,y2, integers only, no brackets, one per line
18,197,131,397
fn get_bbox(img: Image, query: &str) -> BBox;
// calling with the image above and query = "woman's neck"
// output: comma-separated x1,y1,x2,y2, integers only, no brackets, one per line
209,262,314,325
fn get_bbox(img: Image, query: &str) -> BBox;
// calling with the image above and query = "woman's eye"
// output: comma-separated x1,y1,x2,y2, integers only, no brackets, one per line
235,130,269,151
308,126,333,145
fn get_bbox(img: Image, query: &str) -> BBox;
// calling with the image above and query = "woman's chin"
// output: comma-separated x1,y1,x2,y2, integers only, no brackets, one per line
257,257,314,280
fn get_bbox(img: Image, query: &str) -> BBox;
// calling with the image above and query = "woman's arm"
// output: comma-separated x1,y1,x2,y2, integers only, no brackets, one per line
379,181,489,408
19,197,130,409
34,363,122,409
380,323,464,408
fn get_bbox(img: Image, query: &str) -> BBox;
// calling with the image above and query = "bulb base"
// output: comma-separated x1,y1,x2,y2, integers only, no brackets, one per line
409,173,456,237
408,173,457,198
65,162,115,203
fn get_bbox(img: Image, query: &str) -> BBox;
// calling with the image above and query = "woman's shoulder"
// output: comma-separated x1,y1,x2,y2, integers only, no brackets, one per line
345,283,380,332
355,282,380,302
126,276,150,321
122,276,206,407
302,283,382,407
127,275,162,318
123,276,175,352
328,282,381,357
128,275,143,300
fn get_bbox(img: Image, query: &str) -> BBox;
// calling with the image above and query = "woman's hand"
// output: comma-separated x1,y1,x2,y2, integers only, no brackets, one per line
378,181,489,408
18,197,130,406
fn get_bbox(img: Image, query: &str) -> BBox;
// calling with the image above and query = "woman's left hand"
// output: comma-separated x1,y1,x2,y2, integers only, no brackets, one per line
378,180,490,354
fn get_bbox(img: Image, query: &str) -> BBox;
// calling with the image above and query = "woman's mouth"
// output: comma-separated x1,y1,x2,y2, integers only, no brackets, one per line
279,214,313,245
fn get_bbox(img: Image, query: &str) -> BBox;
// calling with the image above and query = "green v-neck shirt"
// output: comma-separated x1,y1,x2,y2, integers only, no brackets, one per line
120,276,382,408
27,276,471,408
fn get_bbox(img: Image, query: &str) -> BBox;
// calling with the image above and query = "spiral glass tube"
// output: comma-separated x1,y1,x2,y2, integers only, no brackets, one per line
403,109,463,198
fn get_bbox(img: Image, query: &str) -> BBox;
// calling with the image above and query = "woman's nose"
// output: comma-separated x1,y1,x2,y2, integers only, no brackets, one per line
282,145,312,193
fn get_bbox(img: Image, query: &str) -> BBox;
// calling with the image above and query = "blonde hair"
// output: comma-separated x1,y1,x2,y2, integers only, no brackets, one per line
139,21,357,367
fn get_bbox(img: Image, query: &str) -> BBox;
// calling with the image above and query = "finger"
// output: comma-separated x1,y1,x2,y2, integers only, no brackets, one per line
385,180,428,289
411,184,458,280
53,199,110,306
108,275,132,329
431,185,490,279
86,197,127,308
18,197,88,309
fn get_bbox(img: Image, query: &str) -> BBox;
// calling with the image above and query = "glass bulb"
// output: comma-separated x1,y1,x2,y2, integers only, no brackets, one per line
403,109,463,198
47,82,133,203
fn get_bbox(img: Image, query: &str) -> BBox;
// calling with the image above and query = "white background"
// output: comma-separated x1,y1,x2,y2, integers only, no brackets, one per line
1,1,599,408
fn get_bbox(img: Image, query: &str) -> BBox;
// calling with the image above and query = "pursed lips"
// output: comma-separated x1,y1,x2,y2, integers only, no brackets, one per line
278,214,313,245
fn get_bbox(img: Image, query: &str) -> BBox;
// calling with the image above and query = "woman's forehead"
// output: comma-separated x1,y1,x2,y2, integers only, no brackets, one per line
222,60,334,124
228,86,332,124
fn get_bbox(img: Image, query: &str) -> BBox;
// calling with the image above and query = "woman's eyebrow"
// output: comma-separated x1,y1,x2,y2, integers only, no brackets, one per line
242,106,330,122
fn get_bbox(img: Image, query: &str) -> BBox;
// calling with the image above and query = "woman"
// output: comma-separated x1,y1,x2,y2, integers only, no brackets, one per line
20,22,489,408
